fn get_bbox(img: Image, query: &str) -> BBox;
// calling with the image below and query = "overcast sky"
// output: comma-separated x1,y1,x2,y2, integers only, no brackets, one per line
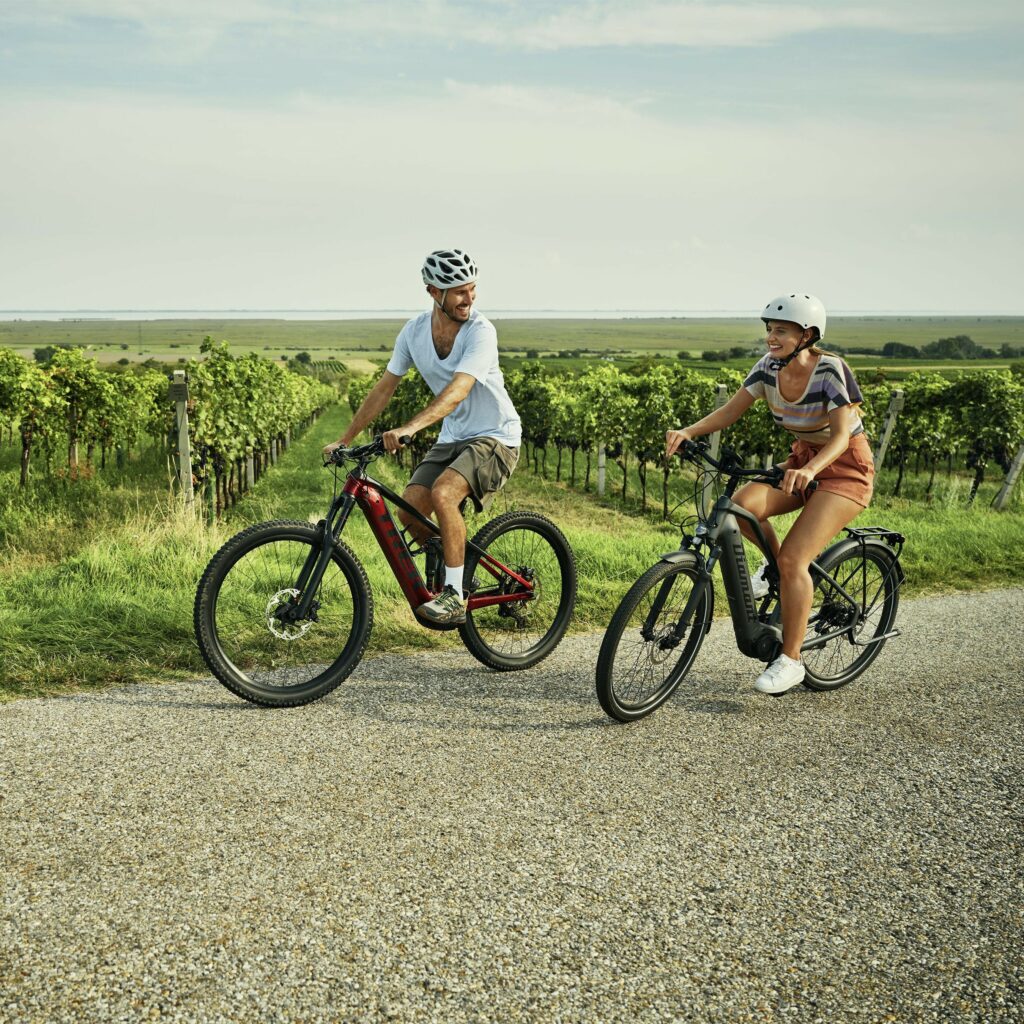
2,1,1022,313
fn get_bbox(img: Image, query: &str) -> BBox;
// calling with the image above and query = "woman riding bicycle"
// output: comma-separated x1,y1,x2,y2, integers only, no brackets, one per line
665,293,874,696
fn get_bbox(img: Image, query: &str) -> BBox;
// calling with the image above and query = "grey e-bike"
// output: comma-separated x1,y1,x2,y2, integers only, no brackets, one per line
595,439,905,722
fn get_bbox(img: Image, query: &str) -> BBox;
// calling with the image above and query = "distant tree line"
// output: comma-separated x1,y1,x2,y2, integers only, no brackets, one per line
875,336,1024,360
692,336,1024,363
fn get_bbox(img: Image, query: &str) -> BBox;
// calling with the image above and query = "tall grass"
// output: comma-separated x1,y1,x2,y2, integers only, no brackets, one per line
1,408,1022,701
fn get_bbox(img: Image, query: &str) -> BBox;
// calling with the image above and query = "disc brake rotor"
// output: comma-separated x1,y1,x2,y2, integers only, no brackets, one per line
265,588,314,641
497,567,536,627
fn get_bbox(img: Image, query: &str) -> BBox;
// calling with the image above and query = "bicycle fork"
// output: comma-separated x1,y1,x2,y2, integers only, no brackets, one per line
658,509,785,662
642,556,713,649
273,492,358,626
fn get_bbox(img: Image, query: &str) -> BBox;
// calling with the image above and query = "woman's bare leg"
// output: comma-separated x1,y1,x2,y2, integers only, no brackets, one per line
732,482,802,559
776,491,864,660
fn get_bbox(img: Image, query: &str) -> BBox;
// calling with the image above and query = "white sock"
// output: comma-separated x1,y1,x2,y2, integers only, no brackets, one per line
445,565,465,595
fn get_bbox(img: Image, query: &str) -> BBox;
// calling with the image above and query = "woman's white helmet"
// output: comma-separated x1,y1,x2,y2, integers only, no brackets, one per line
422,249,477,289
761,293,827,340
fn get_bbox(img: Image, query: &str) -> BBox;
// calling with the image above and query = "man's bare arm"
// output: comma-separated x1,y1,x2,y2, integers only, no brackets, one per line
381,372,476,452
323,371,403,454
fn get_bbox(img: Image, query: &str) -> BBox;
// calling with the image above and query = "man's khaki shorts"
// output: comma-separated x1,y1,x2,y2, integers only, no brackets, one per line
408,437,519,512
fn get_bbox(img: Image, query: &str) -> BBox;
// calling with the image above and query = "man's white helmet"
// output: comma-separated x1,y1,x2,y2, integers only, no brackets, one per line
761,293,827,340
422,249,477,289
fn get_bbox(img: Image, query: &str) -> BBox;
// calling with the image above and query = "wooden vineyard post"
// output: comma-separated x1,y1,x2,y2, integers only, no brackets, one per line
597,443,606,497
993,441,1024,511
708,384,729,460
169,370,194,506
873,389,904,469
206,472,216,525
703,384,730,515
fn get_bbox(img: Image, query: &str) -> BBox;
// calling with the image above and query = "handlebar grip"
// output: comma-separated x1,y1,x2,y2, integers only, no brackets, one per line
398,435,412,446
765,466,818,494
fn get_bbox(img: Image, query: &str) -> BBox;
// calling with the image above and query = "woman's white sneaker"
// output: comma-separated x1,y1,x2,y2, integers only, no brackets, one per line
754,654,805,695
751,559,770,599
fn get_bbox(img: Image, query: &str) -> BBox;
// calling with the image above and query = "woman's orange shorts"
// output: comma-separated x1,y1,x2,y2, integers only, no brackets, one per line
788,432,875,508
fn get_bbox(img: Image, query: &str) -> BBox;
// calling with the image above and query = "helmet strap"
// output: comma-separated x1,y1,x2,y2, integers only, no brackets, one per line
430,287,456,323
768,334,816,370
431,286,472,324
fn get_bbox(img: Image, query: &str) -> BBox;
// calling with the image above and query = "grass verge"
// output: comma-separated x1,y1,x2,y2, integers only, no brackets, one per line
1,408,1023,701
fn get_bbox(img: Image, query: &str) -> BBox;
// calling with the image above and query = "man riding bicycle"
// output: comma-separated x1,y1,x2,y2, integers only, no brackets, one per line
323,249,522,626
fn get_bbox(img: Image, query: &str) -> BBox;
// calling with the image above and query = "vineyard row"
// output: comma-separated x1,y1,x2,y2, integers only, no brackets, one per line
349,361,1024,512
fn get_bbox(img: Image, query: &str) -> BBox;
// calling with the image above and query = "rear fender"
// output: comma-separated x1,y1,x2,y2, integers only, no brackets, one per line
815,536,905,587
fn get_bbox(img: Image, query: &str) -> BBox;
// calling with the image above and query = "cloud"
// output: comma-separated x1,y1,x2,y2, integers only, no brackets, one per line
1,83,1020,311
12,0,1023,59
475,1,1024,50
466,3,958,51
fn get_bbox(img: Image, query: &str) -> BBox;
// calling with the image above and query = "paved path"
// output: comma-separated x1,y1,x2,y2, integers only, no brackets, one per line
2,590,1023,1023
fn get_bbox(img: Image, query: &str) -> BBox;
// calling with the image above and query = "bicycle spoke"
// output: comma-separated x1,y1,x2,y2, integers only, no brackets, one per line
460,513,576,671
802,547,897,687
211,537,359,688
602,563,707,712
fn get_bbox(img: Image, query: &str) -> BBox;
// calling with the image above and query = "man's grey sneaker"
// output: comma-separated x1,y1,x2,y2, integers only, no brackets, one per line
754,653,805,695
418,585,466,625
751,559,771,599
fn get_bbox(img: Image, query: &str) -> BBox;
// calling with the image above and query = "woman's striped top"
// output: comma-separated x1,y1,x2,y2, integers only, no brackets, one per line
742,352,865,446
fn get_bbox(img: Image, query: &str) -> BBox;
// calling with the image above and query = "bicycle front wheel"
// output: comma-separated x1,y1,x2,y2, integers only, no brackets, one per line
194,520,373,707
458,511,577,671
801,541,900,690
595,555,712,722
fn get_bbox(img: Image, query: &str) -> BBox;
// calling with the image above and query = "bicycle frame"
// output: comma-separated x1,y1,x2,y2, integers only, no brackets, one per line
665,478,899,662
284,463,536,622
664,495,788,661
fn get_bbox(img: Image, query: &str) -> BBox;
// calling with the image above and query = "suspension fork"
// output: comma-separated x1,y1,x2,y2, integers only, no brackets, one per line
288,491,357,619
642,553,712,642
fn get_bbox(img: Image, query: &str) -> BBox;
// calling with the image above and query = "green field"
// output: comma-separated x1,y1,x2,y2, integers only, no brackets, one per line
2,402,1022,702
3,315,1023,376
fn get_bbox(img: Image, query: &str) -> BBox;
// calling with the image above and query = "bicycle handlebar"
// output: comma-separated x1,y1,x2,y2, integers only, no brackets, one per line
325,434,413,466
679,439,818,494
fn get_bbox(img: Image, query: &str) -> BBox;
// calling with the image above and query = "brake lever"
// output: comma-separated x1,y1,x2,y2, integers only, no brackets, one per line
330,446,348,466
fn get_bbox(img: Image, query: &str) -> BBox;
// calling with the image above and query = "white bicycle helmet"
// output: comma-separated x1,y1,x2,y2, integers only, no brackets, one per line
761,293,827,339
421,249,477,289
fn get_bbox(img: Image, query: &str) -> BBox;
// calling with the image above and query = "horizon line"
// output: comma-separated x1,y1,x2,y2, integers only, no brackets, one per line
3,308,1023,317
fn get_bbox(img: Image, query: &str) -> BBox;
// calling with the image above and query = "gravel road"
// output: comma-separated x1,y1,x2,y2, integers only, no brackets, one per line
2,589,1023,1023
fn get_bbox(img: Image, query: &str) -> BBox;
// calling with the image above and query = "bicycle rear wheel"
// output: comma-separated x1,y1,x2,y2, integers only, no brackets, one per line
595,555,712,722
801,541,900,690
458,511,577,671
194,520,373,707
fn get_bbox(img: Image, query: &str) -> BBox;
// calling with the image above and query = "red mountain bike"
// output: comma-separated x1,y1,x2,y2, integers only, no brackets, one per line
194,435,577,707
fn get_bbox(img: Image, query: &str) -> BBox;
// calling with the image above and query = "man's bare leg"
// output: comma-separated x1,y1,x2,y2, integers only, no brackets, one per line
396,484,436,544
413,469,474,623
430,469,473,569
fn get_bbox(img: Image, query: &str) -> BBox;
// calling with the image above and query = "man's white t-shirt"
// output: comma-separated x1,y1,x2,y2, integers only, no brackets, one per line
386,309,522,448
